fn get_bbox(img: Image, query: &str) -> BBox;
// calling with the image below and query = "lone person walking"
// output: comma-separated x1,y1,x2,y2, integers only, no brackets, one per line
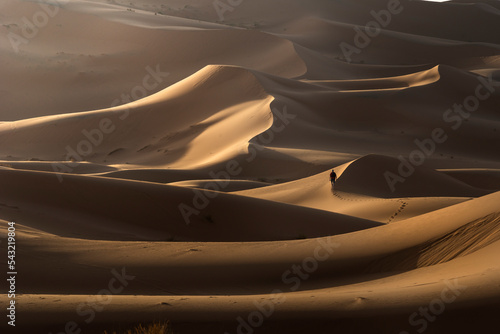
330,169,337,188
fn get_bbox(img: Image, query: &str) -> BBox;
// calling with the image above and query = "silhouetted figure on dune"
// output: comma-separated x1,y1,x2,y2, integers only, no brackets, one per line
330,169,337,188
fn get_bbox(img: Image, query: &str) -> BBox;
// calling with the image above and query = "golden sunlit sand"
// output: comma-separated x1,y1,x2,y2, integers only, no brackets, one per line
0,0,499,333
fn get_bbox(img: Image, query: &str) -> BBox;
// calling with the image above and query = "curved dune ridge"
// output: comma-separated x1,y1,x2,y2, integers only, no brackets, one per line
1,0,500,333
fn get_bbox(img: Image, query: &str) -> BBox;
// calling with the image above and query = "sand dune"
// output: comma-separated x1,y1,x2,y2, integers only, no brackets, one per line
0,167,384,242
1,0,500,333
4,192,500,332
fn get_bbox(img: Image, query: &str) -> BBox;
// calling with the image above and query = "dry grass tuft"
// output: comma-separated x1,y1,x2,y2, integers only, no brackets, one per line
103,322,173,334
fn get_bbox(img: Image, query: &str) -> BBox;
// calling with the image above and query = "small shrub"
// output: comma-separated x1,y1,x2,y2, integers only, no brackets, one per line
103,321,173,334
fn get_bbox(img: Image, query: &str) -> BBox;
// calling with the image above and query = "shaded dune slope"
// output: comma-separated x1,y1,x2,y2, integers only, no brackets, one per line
5,193,500,318
0,168,382,242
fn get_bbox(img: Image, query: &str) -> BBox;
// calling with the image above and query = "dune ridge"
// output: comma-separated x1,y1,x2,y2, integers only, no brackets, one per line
367,212,500,272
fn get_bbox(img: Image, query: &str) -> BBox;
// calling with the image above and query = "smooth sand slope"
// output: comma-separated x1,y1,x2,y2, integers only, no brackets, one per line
1,0,500,333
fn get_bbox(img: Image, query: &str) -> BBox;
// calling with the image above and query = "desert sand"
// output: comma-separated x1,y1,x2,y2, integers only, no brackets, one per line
1,0,499,333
